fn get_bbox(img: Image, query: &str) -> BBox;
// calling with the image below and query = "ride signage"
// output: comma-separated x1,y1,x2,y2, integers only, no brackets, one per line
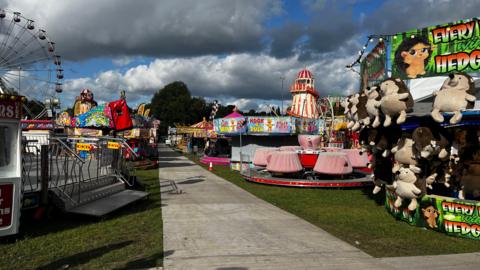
76,143,92,151
0,184,13,228
107,141,121,149
0,97,22,120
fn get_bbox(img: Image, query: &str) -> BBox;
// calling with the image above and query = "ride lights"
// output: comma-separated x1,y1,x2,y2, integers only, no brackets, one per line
0,94,25,101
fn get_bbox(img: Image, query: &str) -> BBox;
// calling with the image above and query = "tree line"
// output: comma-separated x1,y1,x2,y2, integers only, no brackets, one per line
150,81,281,134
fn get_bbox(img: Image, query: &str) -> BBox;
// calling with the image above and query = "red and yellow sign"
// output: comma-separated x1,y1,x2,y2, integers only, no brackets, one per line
0,95,22,120
0,184,14,228
76,143,92,151
107,141,121,149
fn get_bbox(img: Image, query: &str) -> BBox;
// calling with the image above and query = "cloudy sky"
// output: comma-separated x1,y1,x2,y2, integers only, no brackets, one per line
1,0,478,112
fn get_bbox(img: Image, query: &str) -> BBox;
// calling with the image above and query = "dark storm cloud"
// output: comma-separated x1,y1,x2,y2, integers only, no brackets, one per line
268,0,360,59
7,0,281,60
363,0,480,35
270,22,305,58
306,6,359,53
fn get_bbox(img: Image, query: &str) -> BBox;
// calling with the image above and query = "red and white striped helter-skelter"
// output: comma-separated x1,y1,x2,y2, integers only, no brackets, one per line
287,69,319,118
0,9,63,118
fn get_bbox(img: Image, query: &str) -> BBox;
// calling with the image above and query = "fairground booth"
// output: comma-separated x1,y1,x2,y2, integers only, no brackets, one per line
174,117,218,155
344,17,480,240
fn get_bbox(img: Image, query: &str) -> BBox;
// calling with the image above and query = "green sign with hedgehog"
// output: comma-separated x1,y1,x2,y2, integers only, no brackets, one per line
390,18,480,79
386,188,480,240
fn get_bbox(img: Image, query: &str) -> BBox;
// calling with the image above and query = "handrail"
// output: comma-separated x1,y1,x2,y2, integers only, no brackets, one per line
52,137,86,163
103,136,139,159
55,135,139,159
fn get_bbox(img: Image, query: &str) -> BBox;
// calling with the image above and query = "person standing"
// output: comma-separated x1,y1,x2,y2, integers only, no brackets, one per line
204,139,210,154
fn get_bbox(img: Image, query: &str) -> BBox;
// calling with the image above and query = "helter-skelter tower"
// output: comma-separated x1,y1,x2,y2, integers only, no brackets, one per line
287,69,319,118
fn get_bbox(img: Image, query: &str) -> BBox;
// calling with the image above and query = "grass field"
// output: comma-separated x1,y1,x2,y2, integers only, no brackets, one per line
0,168,162,270
187,154,480,258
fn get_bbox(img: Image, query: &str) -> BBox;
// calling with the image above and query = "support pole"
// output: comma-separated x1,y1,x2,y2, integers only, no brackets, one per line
40,145,49,206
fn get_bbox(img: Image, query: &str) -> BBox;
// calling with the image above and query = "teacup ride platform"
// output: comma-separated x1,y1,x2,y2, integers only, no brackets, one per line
242,138,372,188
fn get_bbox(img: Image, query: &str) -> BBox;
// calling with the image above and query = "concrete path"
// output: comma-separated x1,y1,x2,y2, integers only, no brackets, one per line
159,145,480,269
159,145,391,270
380,253,480,270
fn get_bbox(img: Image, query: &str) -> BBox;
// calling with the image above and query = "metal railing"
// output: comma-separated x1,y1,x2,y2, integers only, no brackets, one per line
22,141,41,193
22,135,138,204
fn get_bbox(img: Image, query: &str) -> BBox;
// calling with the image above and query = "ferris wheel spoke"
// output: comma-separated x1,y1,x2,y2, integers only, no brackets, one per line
0,26,27,61
3,73,50,98
0,68,56,72
0,44,49,68
3,71,57,84
1,75,19,93
1,56,52,70
0,19,16,56
0,31,47,66
0,30,35,64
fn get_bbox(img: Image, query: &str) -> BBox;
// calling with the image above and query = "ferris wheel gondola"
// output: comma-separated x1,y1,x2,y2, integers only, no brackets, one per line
0,9,64,118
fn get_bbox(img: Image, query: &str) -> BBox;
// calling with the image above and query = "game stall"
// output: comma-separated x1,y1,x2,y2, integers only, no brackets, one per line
0,94,24,237
346,17,480,240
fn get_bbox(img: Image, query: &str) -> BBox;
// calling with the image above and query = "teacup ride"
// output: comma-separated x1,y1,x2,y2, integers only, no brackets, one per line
244,135,372,188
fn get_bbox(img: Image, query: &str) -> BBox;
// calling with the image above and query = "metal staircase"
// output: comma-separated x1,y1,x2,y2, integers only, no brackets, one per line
23,135,149,216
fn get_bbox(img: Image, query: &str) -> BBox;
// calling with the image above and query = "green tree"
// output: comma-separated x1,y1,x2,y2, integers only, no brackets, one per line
151,81,192,134
189,97,209,124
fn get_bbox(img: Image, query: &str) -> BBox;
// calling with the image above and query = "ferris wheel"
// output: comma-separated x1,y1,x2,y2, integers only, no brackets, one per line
0,9,63,117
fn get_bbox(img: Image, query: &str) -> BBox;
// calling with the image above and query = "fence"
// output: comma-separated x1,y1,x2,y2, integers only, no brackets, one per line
22,135,138,204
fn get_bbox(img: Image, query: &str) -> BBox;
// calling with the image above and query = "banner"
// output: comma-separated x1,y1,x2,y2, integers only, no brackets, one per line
214,117,246,135
360,41,386,88
390,18,480,79
386,188,480,240
21,120,54,130
294,118,321,134
247,117,292,134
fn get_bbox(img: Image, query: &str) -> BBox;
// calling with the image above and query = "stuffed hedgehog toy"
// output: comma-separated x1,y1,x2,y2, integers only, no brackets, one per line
343,94,360,129
367,126,402,157
391,136,417,173
412,126,449,160
370,150,394,194
431,72,476,124
393,165,423,211
353,92,369,131
364,85,382,128
379,78,414,126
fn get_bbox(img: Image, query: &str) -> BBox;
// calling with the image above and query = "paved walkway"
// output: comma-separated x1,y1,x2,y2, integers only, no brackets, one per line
159,145,479,270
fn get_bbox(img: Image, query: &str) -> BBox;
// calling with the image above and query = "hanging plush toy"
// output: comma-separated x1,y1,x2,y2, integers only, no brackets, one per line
431,72,476,124
412,126,449,160
353,92,368,131
393,165,423,211
344,94,360,130
364,85,382,128
367,126,402,157
391,136,417,173
379,78,414,126
370,150,394,194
